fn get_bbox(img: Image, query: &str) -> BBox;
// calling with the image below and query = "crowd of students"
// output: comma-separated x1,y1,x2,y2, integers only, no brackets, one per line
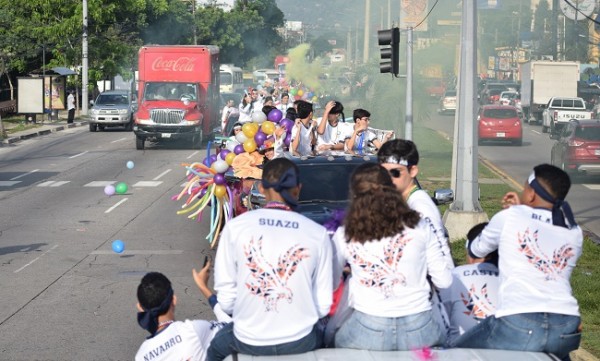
135,98,584,361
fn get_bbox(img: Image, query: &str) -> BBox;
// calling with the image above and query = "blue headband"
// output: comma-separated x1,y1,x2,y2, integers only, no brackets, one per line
528,172,576,229
261,167,299,210
137,288,174,337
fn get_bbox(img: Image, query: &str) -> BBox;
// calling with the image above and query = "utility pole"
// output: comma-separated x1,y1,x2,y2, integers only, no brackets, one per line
82,0,89,116
363,0,371,63
443,0,488,240
387,0,391,28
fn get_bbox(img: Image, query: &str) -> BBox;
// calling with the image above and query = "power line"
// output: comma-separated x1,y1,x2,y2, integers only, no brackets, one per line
414,0,440,29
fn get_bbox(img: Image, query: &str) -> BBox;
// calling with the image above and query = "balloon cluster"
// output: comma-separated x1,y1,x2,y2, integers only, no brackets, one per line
173,108,287,248
288,87,318,103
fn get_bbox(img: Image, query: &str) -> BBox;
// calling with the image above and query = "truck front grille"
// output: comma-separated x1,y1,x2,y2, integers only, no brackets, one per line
150,109,184,124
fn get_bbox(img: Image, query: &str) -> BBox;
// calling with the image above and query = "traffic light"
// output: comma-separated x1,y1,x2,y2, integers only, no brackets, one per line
378,27,400,76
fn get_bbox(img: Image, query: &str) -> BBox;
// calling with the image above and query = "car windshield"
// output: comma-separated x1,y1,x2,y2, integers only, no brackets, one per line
483,108,517,118
298,163,357,202
575,126,600,140
444,90,456,97
96,94,129,105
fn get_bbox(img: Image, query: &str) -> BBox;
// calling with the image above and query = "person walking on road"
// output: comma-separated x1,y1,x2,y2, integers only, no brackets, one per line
67,91,75,124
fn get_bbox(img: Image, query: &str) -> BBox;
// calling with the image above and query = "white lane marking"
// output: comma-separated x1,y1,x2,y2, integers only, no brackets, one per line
530,130,542,135
14,244,59,274
105,198,128,213
90,250,184,255
111,137,128,143
84,181,115,187
187,151,200,159
10,169,39,180
583,184,600,190
153,169,171,181
133,181,163,187
0,181,22,187
38,181,71,187
69,151,89,159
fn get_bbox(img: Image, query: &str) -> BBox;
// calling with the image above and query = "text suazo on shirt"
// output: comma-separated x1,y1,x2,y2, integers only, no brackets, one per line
143,335,183,361
259,218,299,229
531,212,551,223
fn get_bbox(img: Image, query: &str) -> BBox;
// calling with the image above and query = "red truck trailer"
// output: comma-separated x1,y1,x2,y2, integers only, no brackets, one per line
134,45,220,150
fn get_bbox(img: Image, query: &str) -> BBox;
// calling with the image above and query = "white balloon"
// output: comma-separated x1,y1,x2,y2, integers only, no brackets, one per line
211,159,229,173
226,140,239,152
252,112,267,124
235,132,248,143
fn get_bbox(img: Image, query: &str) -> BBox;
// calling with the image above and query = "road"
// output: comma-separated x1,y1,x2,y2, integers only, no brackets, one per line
0,128,216,359
423,110,600,238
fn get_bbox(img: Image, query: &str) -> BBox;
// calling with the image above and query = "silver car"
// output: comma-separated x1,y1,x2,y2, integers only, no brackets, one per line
89,90,136,132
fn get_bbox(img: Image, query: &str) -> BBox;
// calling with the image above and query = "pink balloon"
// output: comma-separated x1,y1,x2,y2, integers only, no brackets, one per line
267,109,283,123
254,131,267,146
234,144,245,155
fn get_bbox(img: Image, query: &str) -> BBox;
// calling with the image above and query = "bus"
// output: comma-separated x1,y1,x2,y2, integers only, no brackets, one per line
220,64,244,94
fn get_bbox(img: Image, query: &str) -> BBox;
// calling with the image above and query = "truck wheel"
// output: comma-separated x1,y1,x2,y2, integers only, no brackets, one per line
136,136,145,150
89,123,97,132
125,120,133,131
98,125,105,131
190,132,202,149
542,125,548,133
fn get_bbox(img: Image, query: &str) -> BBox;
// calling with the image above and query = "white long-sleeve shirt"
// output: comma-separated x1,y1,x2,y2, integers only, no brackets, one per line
332,220,452,318
214,208,333,346
469,205,582,318
135,320,225,361
439,262,500,344
407,189,455,269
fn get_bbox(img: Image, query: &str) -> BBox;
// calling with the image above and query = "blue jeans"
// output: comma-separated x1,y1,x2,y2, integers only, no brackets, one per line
334,310,445,351
452,313,581,360
206,322,322,361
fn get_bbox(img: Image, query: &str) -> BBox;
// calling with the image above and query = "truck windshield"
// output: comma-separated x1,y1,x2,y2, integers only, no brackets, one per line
144,82,197,101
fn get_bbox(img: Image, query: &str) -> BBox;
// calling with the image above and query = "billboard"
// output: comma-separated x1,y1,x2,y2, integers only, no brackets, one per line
17,77,44,114
401,0,428,31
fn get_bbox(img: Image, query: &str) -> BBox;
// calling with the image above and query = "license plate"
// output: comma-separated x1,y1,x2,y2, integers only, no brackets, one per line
161,133,171,138
595,149,600,156
496,132,505,138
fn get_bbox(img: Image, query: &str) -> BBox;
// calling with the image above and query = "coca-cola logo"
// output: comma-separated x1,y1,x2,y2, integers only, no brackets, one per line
151,57,196,72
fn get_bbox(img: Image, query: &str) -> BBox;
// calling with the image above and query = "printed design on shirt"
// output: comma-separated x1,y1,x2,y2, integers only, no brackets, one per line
348,233,411,298
460,283,495,320
517,228,575,281
244,236,310,312
423,216,448,257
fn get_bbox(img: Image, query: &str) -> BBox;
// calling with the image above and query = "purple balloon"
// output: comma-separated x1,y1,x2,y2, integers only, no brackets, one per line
254,131,267,146
234,144,245,155
202,157,211,167
213,173,226,185
279,118,294,132
209,154,218,164
199,187,207,198
219,149,230,160
268,109,283,123
284,133,292,147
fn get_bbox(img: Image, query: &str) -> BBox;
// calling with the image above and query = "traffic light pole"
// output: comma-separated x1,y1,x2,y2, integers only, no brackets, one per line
405,27,413,141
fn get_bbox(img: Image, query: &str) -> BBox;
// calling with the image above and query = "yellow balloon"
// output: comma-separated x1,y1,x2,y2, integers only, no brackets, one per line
225,152,236,165
242,122,257,138
261,121,275,135
312,96,318,102
251,122,260,133
214,185,227,198
297,89,304,97
243,139,257,153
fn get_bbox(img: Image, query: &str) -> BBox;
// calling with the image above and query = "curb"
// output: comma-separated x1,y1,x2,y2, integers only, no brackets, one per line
1,121,88,145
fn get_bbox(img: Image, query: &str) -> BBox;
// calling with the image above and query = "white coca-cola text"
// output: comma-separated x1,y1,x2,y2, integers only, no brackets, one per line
151,57,196,72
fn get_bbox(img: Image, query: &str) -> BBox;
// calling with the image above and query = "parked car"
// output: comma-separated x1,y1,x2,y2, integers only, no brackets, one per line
478,105,523,146
438,89,457,115
550,119,600,177
89,90,136,132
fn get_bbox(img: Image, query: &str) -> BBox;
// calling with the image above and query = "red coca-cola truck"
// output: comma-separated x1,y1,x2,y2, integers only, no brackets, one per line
134,45,220,150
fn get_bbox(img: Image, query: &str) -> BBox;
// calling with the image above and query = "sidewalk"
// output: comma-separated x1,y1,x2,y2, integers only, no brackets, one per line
1,117,89,145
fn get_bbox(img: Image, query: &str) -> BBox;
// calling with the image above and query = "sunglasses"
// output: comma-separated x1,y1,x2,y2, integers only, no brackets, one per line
388,169,402,178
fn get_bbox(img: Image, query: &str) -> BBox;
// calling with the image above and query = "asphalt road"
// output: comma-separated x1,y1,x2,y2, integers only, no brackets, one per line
0,128,216,359
423,110,600,238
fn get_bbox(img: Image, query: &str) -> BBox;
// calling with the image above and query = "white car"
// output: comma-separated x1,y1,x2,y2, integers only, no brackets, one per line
499,90,519,106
